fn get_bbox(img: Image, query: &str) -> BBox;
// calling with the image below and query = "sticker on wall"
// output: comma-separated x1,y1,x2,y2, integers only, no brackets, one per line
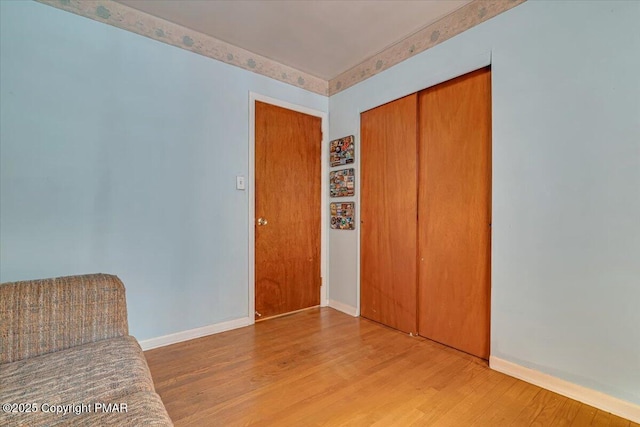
330,202,355,230
330,135,355,167
330,168,355,197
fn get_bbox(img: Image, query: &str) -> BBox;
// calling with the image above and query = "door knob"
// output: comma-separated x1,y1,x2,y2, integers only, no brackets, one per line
257,217,268,226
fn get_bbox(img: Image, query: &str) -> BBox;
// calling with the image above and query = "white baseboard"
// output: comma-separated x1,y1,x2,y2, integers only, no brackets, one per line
139,316,252,351
328,299,358,317
489,356,640,423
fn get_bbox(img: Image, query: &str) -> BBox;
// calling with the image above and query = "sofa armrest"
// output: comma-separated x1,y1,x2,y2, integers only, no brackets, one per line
0,273,129,364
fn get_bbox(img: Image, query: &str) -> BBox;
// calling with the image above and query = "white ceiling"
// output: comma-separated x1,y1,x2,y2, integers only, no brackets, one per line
116,0,471,80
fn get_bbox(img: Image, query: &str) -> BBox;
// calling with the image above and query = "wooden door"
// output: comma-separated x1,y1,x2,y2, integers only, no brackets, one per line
417,67,492,359
255,101,321,320
360,94,418,334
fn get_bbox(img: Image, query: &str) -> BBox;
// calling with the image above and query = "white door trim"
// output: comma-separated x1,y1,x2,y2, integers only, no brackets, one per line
248,92,329,324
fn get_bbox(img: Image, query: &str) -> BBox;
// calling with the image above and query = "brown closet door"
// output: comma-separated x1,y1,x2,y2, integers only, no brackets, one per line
361,94,418,334
418,68,492,359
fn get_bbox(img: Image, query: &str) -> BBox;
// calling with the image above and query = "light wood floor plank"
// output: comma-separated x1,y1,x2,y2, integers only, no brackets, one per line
513,389,566,426
550,398,583,426
144,308,633,426
471,380,541,426
570,403,599,426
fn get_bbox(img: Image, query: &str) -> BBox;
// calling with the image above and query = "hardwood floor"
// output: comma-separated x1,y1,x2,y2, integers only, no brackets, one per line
145,308,635,427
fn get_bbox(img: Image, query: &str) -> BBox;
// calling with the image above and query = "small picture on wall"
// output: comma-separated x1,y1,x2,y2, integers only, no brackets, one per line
330,202,355,230
330,135,355,167
330,168,355,197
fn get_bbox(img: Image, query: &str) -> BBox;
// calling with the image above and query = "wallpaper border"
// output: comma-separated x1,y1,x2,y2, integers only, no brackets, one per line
36,0,329,95
328,0,526,95
36,0,526,97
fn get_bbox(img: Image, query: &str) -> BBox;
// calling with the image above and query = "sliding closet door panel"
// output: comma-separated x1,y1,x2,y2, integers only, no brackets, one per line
418,68,491,359
360,94,418,334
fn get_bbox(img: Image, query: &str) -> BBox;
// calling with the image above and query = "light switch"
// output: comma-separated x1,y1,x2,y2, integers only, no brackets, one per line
236,175,245,190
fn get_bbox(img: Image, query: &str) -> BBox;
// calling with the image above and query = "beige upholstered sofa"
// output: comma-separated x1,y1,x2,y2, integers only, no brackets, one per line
0,274,173,426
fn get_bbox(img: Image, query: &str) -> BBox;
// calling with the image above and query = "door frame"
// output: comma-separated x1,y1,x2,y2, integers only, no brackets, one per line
248,92,329,324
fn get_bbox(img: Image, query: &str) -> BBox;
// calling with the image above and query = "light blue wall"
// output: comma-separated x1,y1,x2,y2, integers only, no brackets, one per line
2,0,639,408
0,1,327,340
329,0,640,405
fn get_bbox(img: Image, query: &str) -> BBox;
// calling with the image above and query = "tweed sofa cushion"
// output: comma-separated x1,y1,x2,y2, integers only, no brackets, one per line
0,274,128,363
55,390,173,426
0,336,158,427
2,391,172,427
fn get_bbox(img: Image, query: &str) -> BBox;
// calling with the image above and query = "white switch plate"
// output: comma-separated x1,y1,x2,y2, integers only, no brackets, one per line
236,175,245,190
